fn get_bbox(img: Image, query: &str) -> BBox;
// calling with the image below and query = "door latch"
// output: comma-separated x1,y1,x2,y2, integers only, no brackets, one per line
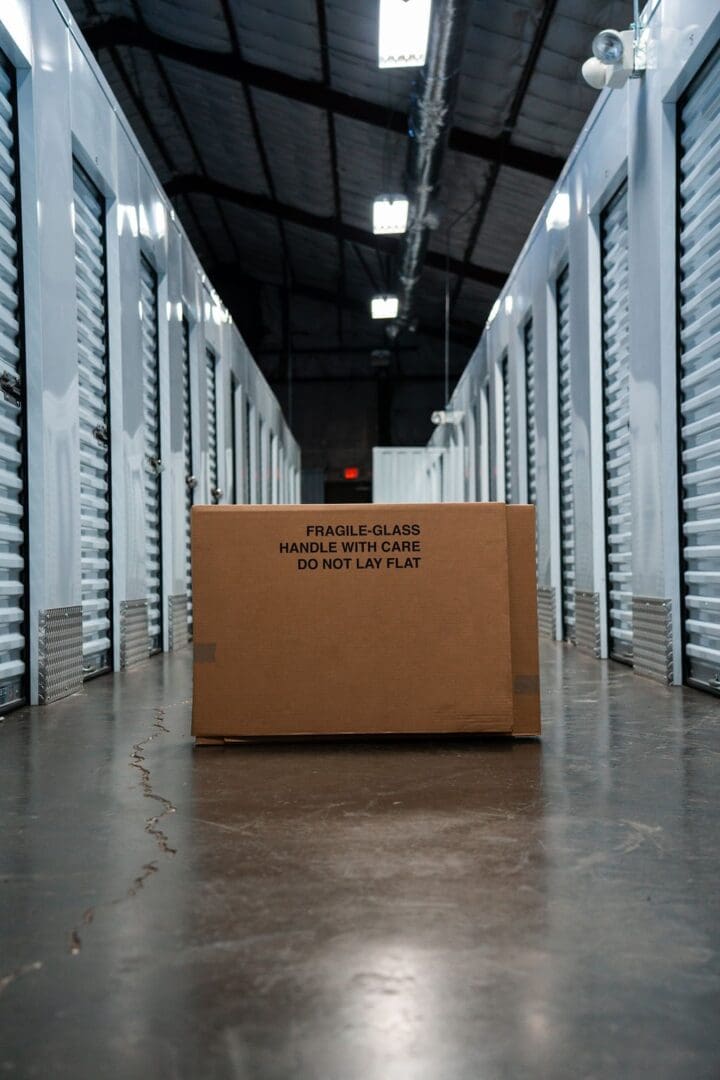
147,455,164,474
211,486,223,502
0,371,22,407
92,424,109,446
186,474,198,489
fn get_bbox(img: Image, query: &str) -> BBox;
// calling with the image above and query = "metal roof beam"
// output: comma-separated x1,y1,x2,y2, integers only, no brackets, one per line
166,173,507,289
82,16,563,180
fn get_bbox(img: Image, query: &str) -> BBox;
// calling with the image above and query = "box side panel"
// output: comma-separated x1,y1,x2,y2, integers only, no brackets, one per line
507,506,541,736
191,503,515,737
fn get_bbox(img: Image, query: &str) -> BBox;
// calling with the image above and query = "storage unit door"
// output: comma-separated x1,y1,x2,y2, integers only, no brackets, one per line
525,319,537,504
140,256,162,654
244,398,253,503
678,48,720,694
0,56,27,709
181,317,193,631
73,163,112,678
557,266,576,642
601,182,632,664
206,347,219,503
502,352,511,503
487,382,496,502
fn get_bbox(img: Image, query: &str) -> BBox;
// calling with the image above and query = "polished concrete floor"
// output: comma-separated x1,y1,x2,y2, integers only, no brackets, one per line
1,642,719,1079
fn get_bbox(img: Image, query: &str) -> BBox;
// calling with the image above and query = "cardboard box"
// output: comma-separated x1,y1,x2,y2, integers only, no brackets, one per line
191,503,540,742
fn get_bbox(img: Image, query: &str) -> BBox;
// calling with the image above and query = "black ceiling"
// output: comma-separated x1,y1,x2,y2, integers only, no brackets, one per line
67,0,631,384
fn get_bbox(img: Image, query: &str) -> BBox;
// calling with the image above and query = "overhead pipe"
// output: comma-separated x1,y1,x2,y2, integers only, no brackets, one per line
386,0,472,338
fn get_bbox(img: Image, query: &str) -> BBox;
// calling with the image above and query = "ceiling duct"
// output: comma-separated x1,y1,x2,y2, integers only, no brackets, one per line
387,0,472,338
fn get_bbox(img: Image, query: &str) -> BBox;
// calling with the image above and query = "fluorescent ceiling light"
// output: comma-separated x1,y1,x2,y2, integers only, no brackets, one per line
371,295,399,319
546,191,570,232
504,295,513,315
378,0,432,69
487,298,500,324
373,195,410,235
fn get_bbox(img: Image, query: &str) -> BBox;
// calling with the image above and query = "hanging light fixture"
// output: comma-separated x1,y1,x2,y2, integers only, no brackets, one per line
373,195,410,235
371,295,400,319
378,0,432,69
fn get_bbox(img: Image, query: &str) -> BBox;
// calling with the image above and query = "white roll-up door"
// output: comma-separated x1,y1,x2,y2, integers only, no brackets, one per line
0,56,27,709
502,352,511,503
260,416,268,505
557,265,575,643
245,398,253,503
525,318,536,504
487,379,496,502
140,256,162,654
181,317,193,632
230,373,238,504
678,48,720,694
73,162,112,679
601,182,632,664
206,346,219,503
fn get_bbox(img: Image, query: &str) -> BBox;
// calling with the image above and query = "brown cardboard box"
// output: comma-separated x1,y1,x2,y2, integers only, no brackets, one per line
191,503,540,742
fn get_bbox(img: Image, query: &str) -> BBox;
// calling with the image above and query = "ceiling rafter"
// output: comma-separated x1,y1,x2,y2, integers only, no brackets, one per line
450,0,559,313
166,174,507,290
82,16,564,180
216,0,293,281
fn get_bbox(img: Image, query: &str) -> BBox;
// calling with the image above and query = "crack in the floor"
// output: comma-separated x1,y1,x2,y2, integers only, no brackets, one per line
0,960,43,996
68,708,177,955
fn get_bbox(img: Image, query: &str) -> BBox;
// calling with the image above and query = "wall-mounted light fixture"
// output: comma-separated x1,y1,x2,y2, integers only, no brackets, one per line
371,295,400,319
581,1,646,91
373,195,410,235
378,0,432,69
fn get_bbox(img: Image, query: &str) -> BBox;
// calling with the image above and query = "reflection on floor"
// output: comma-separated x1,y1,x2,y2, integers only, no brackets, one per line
1,642,719,1078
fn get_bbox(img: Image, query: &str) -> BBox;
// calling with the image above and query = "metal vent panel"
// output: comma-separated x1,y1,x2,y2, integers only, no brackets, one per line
38,607,83,705
73,162,112,679
632,597,673,684
168,593,189,651
557,266,575,643
537,586,556,639
602,181,633,664
0,56,27,709
678,47,720,694
120,599,149,669
575,591,601,657
140,256,162,654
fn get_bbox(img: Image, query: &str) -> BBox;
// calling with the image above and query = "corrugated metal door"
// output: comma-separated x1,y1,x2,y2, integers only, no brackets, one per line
245,398,253,503
206,347,220,503
181,317,194,631
73,162,112,678
525,318,536,504
230,373,238,504
0,56,27,709
557,265,576,642
601,182,632,664
140,255,162,654
487,380,496,502
260,416,268,505
502,352,511,502
678,48,720,694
